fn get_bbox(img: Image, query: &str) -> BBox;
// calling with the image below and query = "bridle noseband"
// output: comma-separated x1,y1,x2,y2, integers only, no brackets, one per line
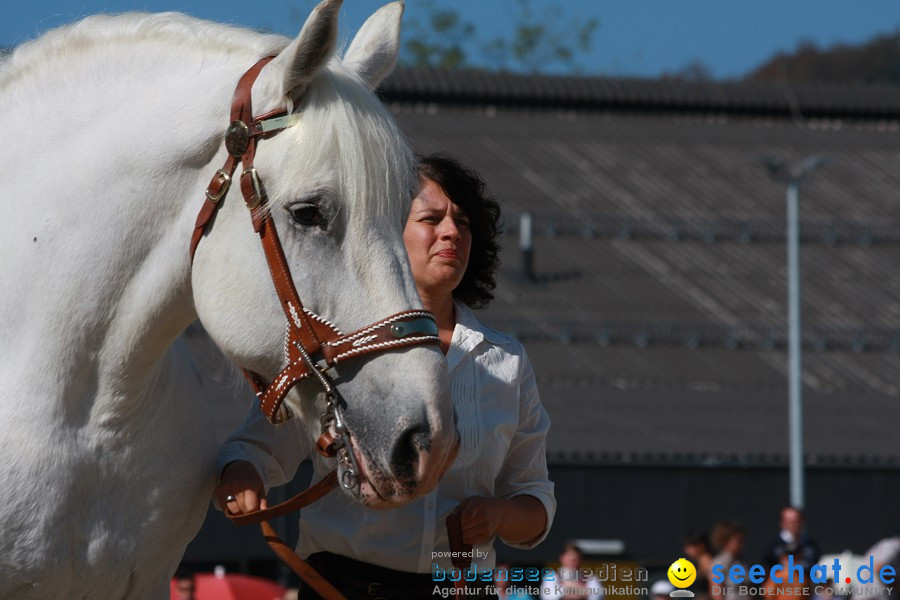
189,57,441,490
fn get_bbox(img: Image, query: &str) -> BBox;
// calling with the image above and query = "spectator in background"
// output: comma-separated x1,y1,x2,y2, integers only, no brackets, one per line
762,507,819,578
540,544,603,600
495,562,535,600
173,571,196,600
711,520,751,600
760,508,817,600
684,531,714,600
651,580,675,600
853,536,899,600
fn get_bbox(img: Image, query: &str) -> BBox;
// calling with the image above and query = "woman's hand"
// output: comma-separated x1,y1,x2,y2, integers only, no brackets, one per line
452,494,547,546
453,496,504,545
215,460,267,515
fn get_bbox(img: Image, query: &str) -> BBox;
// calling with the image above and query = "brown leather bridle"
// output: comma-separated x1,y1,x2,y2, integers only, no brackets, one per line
189,57,463,600
190,56,441,478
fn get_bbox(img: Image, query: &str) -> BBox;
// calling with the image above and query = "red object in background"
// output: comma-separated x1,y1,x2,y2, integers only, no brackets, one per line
170,571,286,600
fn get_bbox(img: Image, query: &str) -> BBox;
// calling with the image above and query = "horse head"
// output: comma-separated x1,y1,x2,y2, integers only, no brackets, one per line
190,0,458,507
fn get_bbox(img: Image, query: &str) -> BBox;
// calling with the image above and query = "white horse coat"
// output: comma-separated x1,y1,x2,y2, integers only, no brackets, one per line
0,1,457,597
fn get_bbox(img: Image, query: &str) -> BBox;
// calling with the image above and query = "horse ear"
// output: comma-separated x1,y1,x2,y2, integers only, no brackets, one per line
343,1,404,88
270,0,342,102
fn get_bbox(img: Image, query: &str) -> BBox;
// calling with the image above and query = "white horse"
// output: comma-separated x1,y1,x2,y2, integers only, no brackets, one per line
0,1,458,597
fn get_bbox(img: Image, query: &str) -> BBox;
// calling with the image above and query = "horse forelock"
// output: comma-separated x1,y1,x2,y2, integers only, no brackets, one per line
271,60,417,240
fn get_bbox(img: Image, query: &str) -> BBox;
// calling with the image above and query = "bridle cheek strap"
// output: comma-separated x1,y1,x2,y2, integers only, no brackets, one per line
190,56,274,260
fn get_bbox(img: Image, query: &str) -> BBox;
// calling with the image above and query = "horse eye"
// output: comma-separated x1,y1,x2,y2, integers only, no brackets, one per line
289,202,324,227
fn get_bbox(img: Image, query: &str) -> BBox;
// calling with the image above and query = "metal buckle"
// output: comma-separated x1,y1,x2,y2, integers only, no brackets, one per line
244,168,263,209
367,582,384,598
205,169,231,204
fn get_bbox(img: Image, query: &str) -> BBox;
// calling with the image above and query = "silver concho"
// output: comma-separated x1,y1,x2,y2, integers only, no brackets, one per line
391,318,438,338
225,120,250,157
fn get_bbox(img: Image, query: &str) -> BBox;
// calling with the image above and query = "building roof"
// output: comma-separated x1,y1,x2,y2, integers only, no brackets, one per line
382,67,900,119
380,69,900,467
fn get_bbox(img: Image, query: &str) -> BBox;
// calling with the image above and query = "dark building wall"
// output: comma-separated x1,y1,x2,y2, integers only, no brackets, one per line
522,464,900,569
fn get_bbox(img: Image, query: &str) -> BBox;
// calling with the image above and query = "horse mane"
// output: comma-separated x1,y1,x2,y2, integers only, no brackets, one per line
0,12,288,86
0,11,416,232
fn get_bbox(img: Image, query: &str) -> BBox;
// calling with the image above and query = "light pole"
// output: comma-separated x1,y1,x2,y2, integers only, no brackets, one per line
762,155,827,510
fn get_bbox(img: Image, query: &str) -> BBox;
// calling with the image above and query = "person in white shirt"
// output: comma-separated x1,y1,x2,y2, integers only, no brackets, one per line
854,536,899,600
215,153,556,599
540,544,603,600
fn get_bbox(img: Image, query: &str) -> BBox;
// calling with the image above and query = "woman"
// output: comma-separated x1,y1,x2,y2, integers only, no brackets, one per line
215,153,555,599
711,520,751,600
683,531,714,600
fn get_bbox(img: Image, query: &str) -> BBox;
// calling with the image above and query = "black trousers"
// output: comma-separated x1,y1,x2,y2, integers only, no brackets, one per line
298,552,498,600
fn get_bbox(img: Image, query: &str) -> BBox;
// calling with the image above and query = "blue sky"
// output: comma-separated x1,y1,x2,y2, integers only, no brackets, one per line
3,0,900,79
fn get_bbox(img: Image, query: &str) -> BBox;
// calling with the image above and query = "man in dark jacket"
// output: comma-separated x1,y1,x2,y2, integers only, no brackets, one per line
762,507,820,578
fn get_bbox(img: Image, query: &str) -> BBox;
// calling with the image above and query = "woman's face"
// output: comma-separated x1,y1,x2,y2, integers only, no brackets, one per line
403,178,472,299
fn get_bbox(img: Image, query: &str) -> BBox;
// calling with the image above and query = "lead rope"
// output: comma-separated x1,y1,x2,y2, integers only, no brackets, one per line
260,520,344,599
226,470,345,599
230,489,468,599
446,512,473,595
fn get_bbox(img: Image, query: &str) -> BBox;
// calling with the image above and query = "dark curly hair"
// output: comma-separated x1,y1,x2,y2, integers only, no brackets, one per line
416,153,501,309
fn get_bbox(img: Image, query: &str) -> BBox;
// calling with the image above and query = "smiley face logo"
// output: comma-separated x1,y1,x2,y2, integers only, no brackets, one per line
668,558,697,588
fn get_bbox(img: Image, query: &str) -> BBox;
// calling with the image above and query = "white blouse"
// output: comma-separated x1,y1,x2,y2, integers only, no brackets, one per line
216,302,555,573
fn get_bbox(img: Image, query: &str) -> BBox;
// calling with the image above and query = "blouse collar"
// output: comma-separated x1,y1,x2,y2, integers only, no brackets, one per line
447,301,507,372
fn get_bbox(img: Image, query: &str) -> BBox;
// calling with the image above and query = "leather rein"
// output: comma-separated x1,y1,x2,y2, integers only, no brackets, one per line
188,57,451,599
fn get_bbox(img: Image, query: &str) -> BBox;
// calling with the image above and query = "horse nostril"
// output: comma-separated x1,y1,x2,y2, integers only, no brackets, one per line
390,422,431,482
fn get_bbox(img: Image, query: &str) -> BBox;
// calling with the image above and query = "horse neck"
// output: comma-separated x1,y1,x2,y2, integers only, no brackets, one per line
0,38,251,420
